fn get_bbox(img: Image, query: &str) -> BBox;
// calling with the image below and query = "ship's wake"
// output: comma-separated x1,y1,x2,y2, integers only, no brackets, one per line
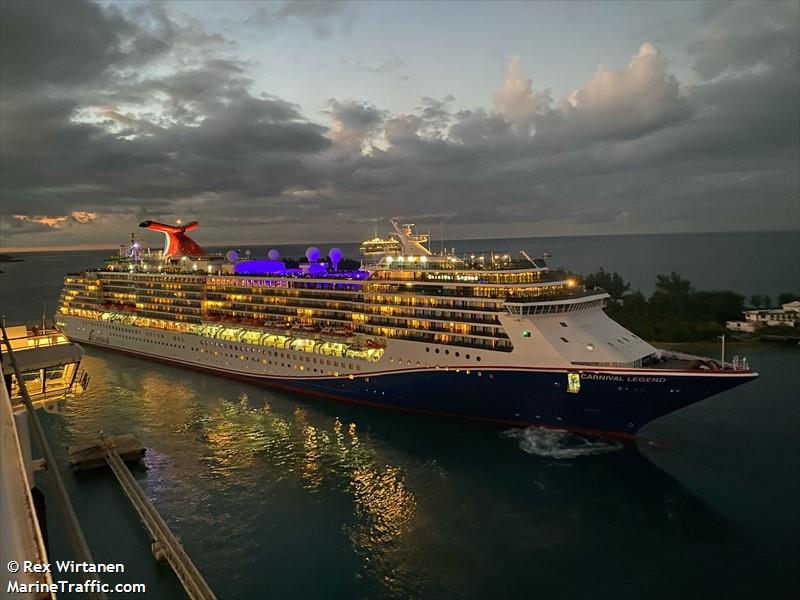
503,427,623,459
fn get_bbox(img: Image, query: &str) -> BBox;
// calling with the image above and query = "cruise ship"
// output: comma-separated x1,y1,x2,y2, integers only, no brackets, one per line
56,220,757,439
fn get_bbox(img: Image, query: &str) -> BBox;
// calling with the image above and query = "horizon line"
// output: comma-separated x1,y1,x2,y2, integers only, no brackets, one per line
1,227,795,254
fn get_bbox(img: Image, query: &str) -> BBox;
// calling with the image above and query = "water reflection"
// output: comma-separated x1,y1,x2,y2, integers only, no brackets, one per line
50,349,749,600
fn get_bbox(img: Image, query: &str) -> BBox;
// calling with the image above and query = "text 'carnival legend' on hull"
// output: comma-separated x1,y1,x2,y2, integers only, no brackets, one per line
56,220,757,439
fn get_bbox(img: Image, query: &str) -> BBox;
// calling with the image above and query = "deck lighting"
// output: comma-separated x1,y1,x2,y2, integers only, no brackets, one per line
567,279,576,287
386,256,393,264
420,256,427,263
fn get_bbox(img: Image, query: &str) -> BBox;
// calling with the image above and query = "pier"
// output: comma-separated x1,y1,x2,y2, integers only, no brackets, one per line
71,436,217,600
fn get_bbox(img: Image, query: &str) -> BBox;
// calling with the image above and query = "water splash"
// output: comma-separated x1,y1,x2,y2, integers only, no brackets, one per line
504,427,623,459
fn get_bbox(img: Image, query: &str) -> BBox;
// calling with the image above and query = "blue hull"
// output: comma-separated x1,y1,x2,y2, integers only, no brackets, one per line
257,368,756,438
79,341,756,438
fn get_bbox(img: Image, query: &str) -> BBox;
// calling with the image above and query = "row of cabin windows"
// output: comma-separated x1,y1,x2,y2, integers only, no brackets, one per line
423,347,482,361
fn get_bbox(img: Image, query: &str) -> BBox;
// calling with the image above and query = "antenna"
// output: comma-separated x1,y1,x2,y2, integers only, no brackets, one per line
519,250,536,266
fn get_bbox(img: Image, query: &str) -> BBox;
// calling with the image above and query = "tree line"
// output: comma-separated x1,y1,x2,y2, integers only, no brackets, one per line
578,268,799,342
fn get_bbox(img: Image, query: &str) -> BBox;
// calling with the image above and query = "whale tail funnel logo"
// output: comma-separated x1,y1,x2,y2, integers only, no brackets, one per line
139,221,207,258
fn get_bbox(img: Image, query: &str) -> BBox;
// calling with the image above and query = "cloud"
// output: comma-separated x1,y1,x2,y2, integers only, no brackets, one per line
0,3,332,228
326,99,387,151
12,211,98,229
0,0,796,248
245,0,354,38
494,56,552,124
557,42,690,141
689,0,800,79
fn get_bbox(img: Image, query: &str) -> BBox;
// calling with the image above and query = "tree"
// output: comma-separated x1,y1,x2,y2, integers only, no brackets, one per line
583,268,631,304
749,294,763,308
778,292,800,305
655,272,693,297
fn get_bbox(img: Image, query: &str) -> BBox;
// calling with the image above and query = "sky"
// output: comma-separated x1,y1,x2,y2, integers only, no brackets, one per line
0,0,798,251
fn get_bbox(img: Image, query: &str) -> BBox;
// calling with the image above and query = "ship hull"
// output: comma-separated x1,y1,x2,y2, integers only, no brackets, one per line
66,321,756,438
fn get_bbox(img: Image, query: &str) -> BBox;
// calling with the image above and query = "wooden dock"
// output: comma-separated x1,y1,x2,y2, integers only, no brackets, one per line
68,434,145,470
69,436,217,600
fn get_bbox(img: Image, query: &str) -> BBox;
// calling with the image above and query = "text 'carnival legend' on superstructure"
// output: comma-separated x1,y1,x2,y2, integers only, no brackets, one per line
56,220,757,439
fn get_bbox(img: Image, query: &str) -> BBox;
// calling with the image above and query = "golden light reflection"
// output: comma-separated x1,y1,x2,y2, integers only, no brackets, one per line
301,424,322,490
180,392,418,595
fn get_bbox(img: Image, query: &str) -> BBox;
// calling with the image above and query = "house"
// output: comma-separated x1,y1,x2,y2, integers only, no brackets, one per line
727,300,800,332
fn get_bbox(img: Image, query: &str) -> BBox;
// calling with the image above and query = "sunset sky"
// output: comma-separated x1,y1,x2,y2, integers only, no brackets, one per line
1,0,798,251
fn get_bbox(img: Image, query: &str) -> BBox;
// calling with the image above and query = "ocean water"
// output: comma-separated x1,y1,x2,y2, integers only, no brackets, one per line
1,231,798,599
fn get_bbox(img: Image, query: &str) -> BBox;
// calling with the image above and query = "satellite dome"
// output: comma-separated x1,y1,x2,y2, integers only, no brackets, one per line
328,248,343,262
305,246,321,262
328,247,343,271
268,248,280,261
225,250,239,262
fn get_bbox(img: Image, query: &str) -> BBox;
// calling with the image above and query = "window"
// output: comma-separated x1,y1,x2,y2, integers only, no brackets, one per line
560,337,569,343
560,322,568,328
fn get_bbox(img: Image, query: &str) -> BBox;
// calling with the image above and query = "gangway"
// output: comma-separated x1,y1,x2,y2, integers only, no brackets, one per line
96,441,217,600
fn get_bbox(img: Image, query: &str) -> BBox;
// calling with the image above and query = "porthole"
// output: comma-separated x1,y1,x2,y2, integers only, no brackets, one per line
466,354,471,359
476,356,481,362
425,347,430,352
445,349,450,355
435,348,440,354
455,352,460,357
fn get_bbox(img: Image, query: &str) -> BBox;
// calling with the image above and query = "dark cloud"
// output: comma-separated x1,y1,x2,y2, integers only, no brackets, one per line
0,1,332,241
0,1,797,248
689,0,799,79
325,100,387,150
0,1,146,93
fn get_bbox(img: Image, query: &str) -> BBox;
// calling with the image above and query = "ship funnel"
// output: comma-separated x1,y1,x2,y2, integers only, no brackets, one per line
139,220,206,259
